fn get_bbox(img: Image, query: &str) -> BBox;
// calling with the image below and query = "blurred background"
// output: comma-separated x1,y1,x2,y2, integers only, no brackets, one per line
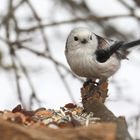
0,0,140,139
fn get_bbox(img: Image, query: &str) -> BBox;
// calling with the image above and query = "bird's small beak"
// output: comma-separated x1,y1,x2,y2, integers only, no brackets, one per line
81,39,88,44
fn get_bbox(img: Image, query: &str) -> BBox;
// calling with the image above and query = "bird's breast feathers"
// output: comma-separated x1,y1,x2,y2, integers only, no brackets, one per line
66,48,120,79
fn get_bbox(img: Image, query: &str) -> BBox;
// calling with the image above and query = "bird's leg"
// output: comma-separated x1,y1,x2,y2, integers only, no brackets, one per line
84,78,107,87
84,78,99,87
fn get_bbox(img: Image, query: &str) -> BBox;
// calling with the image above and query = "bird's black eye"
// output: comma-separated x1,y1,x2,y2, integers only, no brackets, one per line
90,35,92,40
74,36,78,41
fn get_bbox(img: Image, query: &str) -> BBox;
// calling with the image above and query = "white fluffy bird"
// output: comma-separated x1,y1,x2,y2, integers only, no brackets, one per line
65,27,140,82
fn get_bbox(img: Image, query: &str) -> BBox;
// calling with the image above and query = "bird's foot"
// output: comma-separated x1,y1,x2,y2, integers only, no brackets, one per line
84,79,99,87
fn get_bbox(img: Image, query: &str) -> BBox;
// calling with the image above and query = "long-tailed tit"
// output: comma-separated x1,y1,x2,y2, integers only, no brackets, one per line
65,27,140,82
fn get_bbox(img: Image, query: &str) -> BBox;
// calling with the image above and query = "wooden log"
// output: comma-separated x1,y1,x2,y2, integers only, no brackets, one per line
0,118,116,140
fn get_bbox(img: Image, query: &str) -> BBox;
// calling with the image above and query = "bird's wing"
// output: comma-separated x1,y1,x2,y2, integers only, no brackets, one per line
94,34,128,62
95,34,116,49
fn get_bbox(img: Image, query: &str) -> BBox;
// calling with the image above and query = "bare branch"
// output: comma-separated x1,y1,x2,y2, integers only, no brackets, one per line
18,14,135,32
25,0,49,51
14,54,41,109
9,47,26,108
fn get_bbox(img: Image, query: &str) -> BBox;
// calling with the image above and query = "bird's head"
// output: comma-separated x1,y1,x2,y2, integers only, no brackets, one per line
66,27,98,53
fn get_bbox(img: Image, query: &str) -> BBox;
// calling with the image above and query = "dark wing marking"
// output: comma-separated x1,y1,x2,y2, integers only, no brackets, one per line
95,34,127,62
95,34,114,49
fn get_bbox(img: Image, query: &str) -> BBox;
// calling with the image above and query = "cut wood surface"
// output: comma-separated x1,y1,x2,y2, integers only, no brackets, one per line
0,118,116,140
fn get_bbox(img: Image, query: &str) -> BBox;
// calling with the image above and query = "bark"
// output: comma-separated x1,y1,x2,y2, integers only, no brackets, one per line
0,118,116,140
81,81,133,140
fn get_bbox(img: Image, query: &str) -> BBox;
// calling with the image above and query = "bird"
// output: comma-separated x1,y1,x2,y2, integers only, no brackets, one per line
65,27,140,83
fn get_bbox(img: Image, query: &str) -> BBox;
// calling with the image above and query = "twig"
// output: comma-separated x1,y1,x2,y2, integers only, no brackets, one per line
4,0,26,108
9,47,26,108
54,63,76,103
18,14,135,32
17,45,82,81
119,0,135,12
13,0,26,11
25,0,49,51
14,53,41,109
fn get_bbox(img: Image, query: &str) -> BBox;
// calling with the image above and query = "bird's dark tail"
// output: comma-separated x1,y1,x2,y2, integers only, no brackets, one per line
96,39,140,63
121,39,140,50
